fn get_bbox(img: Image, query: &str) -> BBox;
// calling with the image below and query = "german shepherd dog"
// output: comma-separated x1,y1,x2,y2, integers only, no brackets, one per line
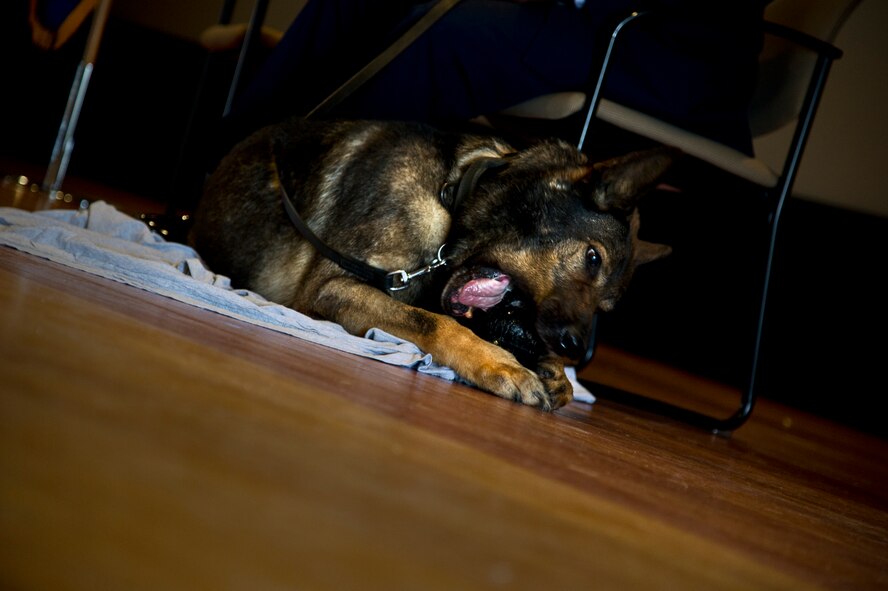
189,117,673,410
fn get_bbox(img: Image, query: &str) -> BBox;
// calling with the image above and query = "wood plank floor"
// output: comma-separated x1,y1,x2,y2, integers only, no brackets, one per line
1,233,886,589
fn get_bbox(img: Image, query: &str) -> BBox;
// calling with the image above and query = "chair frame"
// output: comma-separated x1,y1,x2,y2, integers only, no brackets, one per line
574,11,844,434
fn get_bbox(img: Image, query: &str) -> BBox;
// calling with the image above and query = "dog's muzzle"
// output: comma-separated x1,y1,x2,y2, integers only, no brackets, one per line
536,299,595,363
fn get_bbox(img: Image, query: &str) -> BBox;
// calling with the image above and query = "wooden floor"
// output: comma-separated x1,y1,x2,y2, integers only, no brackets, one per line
1,187,887,589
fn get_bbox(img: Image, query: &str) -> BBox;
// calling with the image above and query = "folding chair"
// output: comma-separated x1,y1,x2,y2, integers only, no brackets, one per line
493,0,860,433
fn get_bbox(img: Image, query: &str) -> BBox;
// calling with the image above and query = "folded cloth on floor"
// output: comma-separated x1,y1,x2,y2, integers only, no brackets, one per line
0,201,594,403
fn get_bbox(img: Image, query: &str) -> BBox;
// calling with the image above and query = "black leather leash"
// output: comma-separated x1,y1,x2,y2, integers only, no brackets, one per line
279,174,402,290
277,156,509,293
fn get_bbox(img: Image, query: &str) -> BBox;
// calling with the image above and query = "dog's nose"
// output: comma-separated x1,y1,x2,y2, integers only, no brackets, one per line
556,329,586,361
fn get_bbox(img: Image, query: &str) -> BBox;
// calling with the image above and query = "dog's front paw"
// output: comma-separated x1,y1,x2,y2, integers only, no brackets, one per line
459,343,553,410
536,357,573,410
477,362,554,410
418,316,558,410
465,348,579,411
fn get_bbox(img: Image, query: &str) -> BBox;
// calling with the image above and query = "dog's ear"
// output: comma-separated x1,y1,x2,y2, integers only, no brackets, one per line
634,240,672,265
589,147,679,211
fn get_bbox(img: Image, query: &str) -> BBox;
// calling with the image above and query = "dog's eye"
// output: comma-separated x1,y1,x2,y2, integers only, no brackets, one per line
586,246,602,275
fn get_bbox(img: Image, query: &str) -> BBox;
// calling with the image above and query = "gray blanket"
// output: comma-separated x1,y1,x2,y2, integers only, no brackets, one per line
0,202,593,403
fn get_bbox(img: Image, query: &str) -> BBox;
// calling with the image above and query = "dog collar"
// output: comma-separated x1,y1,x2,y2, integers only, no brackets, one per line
390,157,508,290
439,157,510,214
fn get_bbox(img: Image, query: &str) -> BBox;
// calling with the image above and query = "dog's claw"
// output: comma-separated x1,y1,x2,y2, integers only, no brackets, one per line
538,357,573,410
513,385,551,411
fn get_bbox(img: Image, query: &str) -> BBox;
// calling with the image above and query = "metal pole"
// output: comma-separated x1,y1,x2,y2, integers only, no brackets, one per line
41,0,114,202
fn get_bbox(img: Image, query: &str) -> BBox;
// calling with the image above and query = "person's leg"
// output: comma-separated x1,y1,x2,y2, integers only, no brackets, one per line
221,0,417,147
223,0,762,154
336,0,601,126
339,0,763,153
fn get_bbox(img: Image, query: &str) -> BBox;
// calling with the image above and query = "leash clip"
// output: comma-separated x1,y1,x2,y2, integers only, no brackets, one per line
386,244,448,292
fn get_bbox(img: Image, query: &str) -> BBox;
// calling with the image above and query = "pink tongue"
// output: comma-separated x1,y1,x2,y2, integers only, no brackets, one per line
456,275,511,310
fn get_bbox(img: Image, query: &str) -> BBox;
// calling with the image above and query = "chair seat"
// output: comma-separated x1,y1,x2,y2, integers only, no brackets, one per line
501,93,780,188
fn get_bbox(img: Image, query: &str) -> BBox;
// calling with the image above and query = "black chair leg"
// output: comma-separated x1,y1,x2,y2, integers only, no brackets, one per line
573,15,840,435
576,242,765,436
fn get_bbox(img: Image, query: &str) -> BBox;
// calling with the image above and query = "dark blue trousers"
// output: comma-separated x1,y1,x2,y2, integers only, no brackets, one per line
223,0,766,156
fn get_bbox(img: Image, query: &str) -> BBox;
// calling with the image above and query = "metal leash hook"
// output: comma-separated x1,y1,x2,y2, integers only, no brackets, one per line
386,244,448,291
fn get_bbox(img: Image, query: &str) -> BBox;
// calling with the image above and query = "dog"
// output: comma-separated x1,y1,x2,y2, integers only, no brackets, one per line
188,117,673,410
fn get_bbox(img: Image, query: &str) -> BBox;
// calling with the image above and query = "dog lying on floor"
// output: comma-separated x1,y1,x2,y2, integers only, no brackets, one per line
189,118,673,410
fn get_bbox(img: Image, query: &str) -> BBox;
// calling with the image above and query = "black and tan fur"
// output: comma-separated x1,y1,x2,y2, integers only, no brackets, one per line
189,118,673,410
